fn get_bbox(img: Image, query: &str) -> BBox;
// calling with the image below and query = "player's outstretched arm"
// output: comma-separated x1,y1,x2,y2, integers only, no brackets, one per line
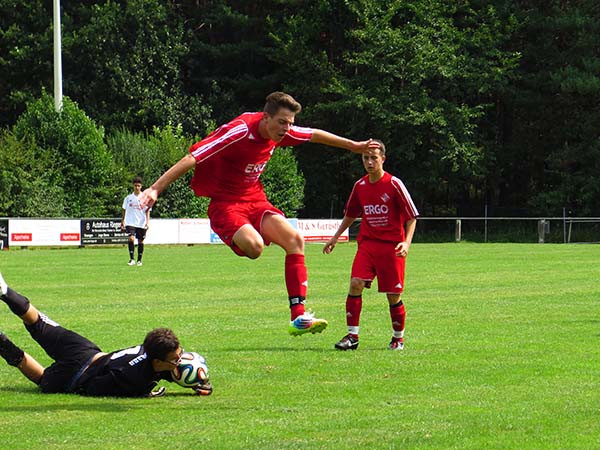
323,216,356,254
310,129,381,154
139,154,196,208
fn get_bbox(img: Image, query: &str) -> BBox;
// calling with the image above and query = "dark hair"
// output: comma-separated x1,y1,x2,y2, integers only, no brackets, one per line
263,91,302,116
143,328,179,361
132,176,143,184
372,140,386,156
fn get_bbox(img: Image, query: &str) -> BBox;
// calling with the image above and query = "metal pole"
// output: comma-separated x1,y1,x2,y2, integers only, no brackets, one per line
563,207,567,244
455,219,461,242
53,0,63,112
484,204,488,243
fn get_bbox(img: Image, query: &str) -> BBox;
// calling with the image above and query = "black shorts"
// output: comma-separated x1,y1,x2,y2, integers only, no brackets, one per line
25,313,102,393
125,226,147,241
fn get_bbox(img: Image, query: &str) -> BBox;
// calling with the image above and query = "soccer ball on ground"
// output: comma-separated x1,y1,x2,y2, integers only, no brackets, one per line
172,351,209,387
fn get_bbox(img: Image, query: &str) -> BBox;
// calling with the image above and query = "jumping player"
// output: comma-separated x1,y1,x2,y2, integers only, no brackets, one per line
121,176,150,266
138,92,380,336
0,272,212,397
323,141,418,350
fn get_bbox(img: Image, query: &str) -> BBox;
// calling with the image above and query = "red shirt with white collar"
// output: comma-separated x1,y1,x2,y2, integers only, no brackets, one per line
188,112,313,202
345,171,419,243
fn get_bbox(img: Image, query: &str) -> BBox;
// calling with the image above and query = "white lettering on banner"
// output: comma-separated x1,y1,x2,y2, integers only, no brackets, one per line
364,204,389,215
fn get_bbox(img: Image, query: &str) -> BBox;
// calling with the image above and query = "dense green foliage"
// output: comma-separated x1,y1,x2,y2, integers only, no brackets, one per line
1,0,599,217
1,244,599,447
0,128,66,217
11,92,118,217
106,125,210,218
261,147,305,217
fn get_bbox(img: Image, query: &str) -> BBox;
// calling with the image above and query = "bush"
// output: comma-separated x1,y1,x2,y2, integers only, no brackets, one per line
262,147,305,217
12,92,119,217
0,129,66,217
107,125,209,218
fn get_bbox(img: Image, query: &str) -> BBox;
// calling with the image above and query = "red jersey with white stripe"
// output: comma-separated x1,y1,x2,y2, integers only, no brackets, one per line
188,112,313,202
345,172,419,243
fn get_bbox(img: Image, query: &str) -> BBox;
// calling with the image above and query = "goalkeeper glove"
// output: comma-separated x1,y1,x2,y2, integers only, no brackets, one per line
193,382,213,396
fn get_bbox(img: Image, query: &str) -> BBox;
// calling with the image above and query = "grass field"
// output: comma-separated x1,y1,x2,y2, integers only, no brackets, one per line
0,243,599,449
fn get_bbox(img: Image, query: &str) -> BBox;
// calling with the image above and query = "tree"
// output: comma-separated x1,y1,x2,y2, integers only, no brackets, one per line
261,147,305,217
64,0,212,133
498,1,600,215
267,0,520,216
106,125,209,218
0,129,66,217
0,0,52,128
12,92,119,217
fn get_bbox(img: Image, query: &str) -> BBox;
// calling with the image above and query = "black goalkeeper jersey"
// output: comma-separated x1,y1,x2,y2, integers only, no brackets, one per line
74,345,173,397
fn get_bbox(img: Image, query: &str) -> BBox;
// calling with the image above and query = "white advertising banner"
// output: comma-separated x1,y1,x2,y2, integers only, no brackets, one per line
178,218,212,244
143,219,180,244
9,219,81,246
297,219,349,242
4,218,350,248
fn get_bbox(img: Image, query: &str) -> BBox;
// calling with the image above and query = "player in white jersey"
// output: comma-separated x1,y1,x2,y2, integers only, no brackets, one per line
121,177,150,266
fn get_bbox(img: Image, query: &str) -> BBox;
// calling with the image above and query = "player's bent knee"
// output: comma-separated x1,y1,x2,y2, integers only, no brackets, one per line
350,277,366,291
244,241,264,259
292,233,305,252
281,232,304,253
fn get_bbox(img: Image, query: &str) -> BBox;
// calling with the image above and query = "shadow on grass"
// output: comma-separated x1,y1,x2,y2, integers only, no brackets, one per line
219,346,330,352
218,345,397,353
0,402,145,413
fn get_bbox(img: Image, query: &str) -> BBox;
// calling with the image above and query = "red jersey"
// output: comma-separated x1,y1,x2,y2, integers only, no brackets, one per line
345,171,419,243
188,112,313,202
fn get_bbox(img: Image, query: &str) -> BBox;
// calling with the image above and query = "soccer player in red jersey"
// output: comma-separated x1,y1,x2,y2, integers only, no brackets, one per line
139,92,380,336
323,141,419,350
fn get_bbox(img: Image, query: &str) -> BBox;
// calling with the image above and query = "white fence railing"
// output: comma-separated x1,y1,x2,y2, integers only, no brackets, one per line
417,216,600,243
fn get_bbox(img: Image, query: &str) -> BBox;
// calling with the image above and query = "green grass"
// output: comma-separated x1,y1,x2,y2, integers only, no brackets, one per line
0,243,599,449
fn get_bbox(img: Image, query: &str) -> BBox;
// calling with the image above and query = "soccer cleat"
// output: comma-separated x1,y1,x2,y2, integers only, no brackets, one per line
389,337,404,351
128,260,135,266
0,271,7,296
137,261,143,266
288,311,328,336
334,334,359,351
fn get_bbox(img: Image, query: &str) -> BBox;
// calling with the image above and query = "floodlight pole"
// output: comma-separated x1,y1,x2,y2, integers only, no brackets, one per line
53,0,63,112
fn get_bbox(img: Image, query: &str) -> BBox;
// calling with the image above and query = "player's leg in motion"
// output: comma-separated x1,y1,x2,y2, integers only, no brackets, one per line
334,278,365,350
261,214,328,336
388,294,406,350
136,229,145,266
232,224,265,260
0,273,46,383
127,232,136,265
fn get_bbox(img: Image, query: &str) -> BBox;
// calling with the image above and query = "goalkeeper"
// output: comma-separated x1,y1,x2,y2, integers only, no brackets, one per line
0,272,212,397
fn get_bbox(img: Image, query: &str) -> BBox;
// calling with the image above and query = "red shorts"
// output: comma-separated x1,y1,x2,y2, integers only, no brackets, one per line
351,238,406,293
208,200,285,256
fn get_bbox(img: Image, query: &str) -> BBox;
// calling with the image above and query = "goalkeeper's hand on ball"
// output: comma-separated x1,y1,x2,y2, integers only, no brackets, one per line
193,382,213,396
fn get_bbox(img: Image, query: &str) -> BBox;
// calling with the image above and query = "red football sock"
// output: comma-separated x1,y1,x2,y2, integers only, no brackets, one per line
389,301,406,334
286,254,307,320
346,295,362,338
